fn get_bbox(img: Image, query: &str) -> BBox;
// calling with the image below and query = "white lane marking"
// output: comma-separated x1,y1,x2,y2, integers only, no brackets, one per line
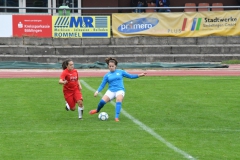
81,80,196,160
1,127,238,134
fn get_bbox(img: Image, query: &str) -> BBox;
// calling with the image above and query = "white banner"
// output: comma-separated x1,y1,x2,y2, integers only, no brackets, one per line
0,15,12,37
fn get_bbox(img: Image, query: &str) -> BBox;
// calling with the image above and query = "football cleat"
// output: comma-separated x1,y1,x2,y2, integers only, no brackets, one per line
65,106,69,111
89,109,97,115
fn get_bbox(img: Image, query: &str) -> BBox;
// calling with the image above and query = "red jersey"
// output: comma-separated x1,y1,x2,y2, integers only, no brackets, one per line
60,69,79,91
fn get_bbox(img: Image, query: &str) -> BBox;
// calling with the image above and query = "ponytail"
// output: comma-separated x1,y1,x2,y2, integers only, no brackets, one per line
62,59,72,70
105,57,118,66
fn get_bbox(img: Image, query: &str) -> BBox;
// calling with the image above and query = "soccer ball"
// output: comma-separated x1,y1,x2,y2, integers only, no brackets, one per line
98,112,109,121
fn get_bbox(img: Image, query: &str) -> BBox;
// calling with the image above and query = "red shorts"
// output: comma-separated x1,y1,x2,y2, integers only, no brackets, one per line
63,89,83,109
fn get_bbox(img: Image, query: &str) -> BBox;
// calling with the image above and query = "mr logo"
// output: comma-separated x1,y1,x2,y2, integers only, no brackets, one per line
69,17,94,28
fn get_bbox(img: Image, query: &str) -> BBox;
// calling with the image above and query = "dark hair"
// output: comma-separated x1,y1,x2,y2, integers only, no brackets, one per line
105,57,118,66
62,59,72,70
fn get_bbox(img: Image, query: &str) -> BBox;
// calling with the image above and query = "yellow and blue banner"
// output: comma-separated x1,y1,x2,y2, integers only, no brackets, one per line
52,16,110,38
112,10,240,37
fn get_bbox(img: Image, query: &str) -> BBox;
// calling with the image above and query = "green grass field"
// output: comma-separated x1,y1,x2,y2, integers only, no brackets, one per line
0,76,239,160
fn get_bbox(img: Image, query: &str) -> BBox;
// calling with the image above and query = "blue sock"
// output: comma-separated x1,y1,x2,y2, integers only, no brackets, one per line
115,102,122,118
97,99,106,112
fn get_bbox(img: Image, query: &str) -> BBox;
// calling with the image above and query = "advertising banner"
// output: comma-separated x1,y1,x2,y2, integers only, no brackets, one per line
52,16,111,38
12,15,52,37
112,10,240,37
0,15,12,37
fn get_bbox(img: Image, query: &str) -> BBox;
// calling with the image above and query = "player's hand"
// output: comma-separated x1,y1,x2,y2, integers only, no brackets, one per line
63,80,68,84
79,86,82,90
94,91,98,97
139,72,147,77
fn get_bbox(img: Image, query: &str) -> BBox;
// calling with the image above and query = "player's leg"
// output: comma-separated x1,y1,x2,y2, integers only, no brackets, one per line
64,91,75,111
63,91,70,111
74,90,84,119
65,96,76,111
89,90,112,115
77,100,84,119
115,90,125,122
65,101,70,111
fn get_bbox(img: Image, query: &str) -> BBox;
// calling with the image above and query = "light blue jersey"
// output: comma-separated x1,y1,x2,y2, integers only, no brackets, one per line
97,69,139,92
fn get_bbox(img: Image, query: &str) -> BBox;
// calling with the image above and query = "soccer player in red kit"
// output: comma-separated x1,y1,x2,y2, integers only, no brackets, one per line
59,59,84,119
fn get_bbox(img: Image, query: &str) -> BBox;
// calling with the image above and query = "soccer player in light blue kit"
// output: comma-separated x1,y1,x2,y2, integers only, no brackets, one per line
89,57,146,122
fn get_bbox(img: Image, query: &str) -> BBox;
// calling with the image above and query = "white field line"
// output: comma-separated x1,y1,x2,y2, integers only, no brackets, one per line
1,128,238,134
80,80,196,160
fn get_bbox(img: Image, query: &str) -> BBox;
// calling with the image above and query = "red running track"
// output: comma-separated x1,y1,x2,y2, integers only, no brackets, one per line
0,65,240,78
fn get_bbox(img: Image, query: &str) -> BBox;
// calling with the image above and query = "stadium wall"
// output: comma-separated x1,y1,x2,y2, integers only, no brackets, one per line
0,36,240,63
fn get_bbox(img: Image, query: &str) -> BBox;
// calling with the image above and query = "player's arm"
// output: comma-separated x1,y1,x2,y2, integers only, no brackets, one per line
78,81,82,90
59,72,68,85
122,70,147,79
59,79,68,85
94,75,108,97
77,72,82,90
138,72,147,77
